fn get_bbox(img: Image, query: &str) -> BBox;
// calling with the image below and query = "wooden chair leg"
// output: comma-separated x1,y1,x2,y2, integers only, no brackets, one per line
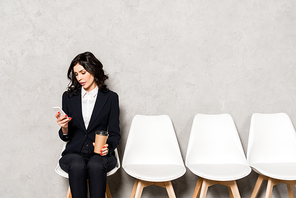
192,178,203,198
105,182,112,198
199,179,211,198
66,186,72,198
287,184,294,198
251,174,265,198
228,186,234,198
228,181,241,198
130,179,139,198
265,178,276,198
134,180,146,198
164,181,176,198
193,179,241,198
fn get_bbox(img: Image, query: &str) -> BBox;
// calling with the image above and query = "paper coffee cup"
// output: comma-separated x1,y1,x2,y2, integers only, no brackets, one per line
94,130,108,154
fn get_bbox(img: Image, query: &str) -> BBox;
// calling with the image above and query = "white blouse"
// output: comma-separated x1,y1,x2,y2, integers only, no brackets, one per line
81,86,98,129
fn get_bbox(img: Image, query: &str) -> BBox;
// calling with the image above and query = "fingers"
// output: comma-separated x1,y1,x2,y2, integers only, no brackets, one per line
55,111,60,119
100,148,108,156
100,144,109,156
56,114,72,128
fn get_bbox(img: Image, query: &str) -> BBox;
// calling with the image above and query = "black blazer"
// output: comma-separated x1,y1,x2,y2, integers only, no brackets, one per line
59,89,120,157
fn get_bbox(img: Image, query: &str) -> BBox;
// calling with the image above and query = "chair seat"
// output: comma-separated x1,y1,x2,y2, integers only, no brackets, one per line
55,162,119,178
124,164,186,182
187,164,251,181
251,162,296,180
55,164,69,178
55,148,120,179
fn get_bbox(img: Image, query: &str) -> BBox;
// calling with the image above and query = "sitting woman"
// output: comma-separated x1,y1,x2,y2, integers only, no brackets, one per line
55,51,120,198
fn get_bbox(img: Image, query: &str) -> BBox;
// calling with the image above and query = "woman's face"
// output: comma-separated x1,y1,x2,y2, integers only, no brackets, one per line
73,63,97,92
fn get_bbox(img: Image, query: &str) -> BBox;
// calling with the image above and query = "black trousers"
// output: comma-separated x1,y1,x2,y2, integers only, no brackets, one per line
59,153,117,198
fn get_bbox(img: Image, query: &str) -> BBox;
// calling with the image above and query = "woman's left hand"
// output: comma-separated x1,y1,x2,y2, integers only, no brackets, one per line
93,143,109,156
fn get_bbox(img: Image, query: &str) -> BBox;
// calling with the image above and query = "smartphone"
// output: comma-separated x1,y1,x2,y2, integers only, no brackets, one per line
52,107,66,117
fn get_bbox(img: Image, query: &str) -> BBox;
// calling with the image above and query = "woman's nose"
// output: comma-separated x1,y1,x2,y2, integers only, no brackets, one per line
77,74,82,81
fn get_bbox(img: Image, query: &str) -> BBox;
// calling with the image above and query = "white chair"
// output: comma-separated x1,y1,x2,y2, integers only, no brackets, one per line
55,144,120,198
186,114,251,198
247,113,296,198
122,115,186,198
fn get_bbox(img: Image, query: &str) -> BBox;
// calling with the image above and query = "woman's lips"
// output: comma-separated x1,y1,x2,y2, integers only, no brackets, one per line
80,82,86,86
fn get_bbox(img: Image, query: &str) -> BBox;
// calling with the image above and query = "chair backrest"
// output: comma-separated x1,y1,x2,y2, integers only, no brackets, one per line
55,143,120,178
247,113,296,164
186,114,248,166
122,115,184,167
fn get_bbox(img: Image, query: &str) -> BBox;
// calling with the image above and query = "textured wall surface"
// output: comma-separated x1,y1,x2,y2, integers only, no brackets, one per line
1,0,296,197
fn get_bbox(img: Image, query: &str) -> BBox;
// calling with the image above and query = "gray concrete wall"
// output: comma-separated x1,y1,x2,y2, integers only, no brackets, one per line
1,0,296,197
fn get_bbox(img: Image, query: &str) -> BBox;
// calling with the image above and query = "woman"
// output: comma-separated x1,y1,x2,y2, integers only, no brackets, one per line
55,52,120,198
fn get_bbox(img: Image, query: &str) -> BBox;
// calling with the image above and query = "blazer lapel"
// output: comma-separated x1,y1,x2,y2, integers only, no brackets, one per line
87,90,109,132
70,92,86,131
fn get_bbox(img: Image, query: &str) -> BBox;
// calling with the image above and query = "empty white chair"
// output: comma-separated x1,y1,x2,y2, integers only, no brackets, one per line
122,115,186,198
247,113,296,198
186,114,251,198
55,143,120,198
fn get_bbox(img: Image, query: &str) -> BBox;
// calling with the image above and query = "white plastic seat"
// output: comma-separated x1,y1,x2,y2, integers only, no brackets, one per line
186,114,251,198
55,144,120,198
122,115,186,198
247,113,296,198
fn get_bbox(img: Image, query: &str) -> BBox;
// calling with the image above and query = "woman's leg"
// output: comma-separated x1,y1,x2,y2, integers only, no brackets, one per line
87,154,117,198
59,154,88,198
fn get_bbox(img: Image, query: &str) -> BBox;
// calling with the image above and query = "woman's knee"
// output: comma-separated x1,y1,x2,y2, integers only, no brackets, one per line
87,156,107,172
60,154,86,173
69,160,86,172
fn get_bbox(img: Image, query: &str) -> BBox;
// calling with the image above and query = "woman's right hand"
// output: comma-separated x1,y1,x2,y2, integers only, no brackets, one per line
55,112,72,134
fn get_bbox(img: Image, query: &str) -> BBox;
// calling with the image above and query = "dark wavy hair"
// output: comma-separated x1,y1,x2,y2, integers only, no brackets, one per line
66,52,108,96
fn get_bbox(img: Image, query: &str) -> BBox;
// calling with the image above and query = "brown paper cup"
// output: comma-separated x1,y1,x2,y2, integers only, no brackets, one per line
94,134,108,154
